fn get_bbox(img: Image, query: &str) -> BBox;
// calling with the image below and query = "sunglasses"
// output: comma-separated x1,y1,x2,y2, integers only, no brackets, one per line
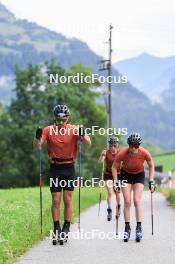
55,116,68,123
109,144,117,147
129,144,140,149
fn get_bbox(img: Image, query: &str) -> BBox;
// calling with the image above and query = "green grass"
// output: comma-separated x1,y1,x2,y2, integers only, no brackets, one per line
142,142,162,155
160,188,175,208
153,153,175,173
0,187,104,264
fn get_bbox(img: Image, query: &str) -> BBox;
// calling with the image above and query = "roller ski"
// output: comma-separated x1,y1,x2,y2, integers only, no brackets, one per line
107,208,112,221
52,225,62,245
135,225,143,242
59,234,68,245
123,224,131,242
59,220,70,245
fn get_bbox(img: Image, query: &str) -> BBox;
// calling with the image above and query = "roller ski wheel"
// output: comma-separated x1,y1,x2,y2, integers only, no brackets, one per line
107,208,112,221
59,240,64,246
52,239,57,246
123,225,131,242
136,237,141,243
59,236,68,245
136,226,142,243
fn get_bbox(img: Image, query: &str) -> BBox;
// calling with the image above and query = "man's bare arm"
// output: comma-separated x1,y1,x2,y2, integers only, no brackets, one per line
83,134,91,145
98,155,105,164
147,158,154,182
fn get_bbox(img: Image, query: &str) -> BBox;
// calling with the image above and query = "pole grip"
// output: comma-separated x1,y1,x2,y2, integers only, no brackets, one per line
40,175,42,191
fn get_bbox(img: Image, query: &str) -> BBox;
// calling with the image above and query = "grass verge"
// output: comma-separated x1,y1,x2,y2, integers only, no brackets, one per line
0,187,105,264
153,153,175,173
159,188,175,208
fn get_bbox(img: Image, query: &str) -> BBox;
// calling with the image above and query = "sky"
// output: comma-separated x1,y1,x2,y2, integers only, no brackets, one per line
1,0,175,62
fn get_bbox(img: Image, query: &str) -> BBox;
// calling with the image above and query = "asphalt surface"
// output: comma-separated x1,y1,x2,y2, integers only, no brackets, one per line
15,192,175,264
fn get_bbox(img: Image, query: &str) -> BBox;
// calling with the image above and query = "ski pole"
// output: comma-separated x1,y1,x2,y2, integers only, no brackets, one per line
98,161,105,216
39,144,43,234
78,137,82,232
36,127,43,234
151,191,154,235
115,191,119,235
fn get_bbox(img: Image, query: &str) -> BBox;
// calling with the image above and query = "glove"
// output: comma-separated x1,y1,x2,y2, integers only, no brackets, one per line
113,180,121,193
149,180,156,193
79,126,85,137
35,127,43,140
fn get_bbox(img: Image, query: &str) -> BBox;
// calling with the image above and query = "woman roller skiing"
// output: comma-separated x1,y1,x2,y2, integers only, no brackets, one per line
112,133,156,242
98,137,121,221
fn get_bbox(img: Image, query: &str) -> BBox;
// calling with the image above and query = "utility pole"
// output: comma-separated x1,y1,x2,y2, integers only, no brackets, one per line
108,24,113,128
99,25,113,129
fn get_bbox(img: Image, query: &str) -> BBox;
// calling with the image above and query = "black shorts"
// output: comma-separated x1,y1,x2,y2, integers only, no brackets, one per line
103,172,113,181
119,170,145,185
49,163,75,192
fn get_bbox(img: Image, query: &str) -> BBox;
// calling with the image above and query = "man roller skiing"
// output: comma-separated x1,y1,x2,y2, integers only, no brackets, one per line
98,137,121,221
112,133,156,242
33,104,91,244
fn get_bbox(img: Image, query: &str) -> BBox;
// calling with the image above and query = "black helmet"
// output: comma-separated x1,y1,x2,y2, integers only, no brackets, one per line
53,104,70,117
108,137,119,145
127,133,142,145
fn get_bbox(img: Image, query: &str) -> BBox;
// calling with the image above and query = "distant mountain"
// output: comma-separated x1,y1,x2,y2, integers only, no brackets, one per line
112,83,175,149
1,2,175,149
161,78,175,112
114,53,175,101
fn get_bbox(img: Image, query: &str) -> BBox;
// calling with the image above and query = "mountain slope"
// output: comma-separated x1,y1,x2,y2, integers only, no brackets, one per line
161,78,175,112
114,53,175,99
112,84,175,149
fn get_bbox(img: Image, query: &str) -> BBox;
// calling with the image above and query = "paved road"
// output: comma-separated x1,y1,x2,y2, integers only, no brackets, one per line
15,192,175,264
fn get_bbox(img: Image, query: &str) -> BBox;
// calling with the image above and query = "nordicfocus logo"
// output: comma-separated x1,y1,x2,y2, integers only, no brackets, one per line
49,126,127,136
50,178,127,189
49,229,127,240
49,73,128,85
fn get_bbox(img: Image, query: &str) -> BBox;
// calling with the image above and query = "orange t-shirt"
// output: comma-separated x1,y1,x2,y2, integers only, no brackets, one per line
102,148,121,173
115,146,152,174
42,124,82,160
